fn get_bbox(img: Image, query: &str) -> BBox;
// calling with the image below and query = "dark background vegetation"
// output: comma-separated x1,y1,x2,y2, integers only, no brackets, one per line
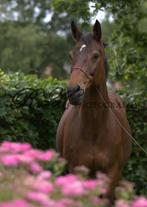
0,0,146,196
0,0,146,90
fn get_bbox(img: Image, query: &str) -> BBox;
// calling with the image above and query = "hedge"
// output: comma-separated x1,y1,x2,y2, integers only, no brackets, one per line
0,69,66,149
0,69,146,195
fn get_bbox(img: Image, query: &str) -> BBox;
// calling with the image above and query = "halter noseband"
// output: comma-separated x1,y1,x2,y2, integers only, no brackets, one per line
71,67,93,81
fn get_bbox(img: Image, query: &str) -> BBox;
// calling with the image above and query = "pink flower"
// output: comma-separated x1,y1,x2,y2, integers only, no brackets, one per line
18,143,32,152
0,172,3,177
57,198,74,206
0,199,32,207
26,192,55,206
115,200,130,207
24,149,43,160
96,178,109,194
1,155,19,167
83,180,97,191
96,172,109,183
37,171,52,180
132,197,147,207
61,180,85,196
91,196,103,206
0,142,31,153
32,180,53,194
29,162,43,173
24,176,36,187
1,141,13,150
56,174,85,196
17,154,34,164
55,174,78,187
37,150,56,162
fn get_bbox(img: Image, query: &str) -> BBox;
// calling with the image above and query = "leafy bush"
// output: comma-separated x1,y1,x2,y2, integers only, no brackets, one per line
0,141,147,207
0,69,66,149
0,70,146,196
120,90,147,196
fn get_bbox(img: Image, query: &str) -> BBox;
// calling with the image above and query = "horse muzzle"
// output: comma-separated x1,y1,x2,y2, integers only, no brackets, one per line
67,85,85,105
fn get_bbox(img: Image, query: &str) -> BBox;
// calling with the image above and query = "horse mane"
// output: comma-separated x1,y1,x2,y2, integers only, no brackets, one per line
81,33,109,80
104,57,109,79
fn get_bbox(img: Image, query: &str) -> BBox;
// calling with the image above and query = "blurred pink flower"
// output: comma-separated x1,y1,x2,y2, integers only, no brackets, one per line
57,198,74,206
83,180,97,191
17,143,31,152
32,180,53,194
1,155,19,167
0,199,32,207
132,197,147,207
55,174,78,187
24,149,43,160
0,141,13,150
96,178,108,194
37,171,52,180
24,176,36,187
37,150,56,162
56,198,83,207
0,142,31,153
96,172,110,183
91,196,104,206
116,200,130,207
55,174,85,196
29,162,43,173
17,154,34,164
26,192,55,206
61,180,86,196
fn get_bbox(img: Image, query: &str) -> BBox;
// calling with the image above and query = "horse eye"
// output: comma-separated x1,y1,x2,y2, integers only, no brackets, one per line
92,52,99,59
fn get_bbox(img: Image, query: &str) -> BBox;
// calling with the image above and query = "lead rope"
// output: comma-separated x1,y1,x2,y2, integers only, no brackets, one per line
77,68,147,156
95,87,147,156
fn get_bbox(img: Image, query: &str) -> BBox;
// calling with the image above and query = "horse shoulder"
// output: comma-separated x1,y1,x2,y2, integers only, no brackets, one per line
56,101,73,154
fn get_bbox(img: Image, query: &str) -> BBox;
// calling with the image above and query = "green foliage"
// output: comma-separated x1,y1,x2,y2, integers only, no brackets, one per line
0,69,66,149
51,0,90,22
0,23,44,73
0,0,146,87
0,0,72,77
52,0,147,92
0,21,71,77
121,91,147,196
0,0,52,25
105,0,147,93
0,70,146,195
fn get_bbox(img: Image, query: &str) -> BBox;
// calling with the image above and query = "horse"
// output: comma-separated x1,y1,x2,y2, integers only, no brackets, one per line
56,20,132,200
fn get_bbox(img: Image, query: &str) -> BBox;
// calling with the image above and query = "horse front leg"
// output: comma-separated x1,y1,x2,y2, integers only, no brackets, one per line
106,164,122,202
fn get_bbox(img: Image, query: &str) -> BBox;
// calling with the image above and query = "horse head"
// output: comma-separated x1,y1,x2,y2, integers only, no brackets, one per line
67,20,107,105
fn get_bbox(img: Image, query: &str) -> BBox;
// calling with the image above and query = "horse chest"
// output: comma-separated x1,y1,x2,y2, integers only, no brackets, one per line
62,108,119,172
65,129,112,171
66,139,111,172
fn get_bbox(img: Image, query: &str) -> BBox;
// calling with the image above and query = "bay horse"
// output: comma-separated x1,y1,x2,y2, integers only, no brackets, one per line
56,20,132,200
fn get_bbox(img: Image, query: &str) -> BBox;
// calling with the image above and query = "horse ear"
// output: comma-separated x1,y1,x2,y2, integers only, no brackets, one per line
93,20,102,42
71,21,82,42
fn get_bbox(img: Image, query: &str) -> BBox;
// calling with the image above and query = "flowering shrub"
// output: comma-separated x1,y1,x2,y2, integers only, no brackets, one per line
0,141,147,207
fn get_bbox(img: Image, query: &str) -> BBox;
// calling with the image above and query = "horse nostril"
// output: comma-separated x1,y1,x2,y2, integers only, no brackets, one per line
67,85,81,97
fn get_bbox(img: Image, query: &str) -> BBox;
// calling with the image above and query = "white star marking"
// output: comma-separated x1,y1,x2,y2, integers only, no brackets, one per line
80,44,87,52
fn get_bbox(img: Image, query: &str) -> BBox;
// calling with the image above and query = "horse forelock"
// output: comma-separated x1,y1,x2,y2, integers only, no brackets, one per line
81,33,93,45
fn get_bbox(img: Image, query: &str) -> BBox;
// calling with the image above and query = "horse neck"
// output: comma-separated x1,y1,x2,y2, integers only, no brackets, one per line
80,81,109,127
